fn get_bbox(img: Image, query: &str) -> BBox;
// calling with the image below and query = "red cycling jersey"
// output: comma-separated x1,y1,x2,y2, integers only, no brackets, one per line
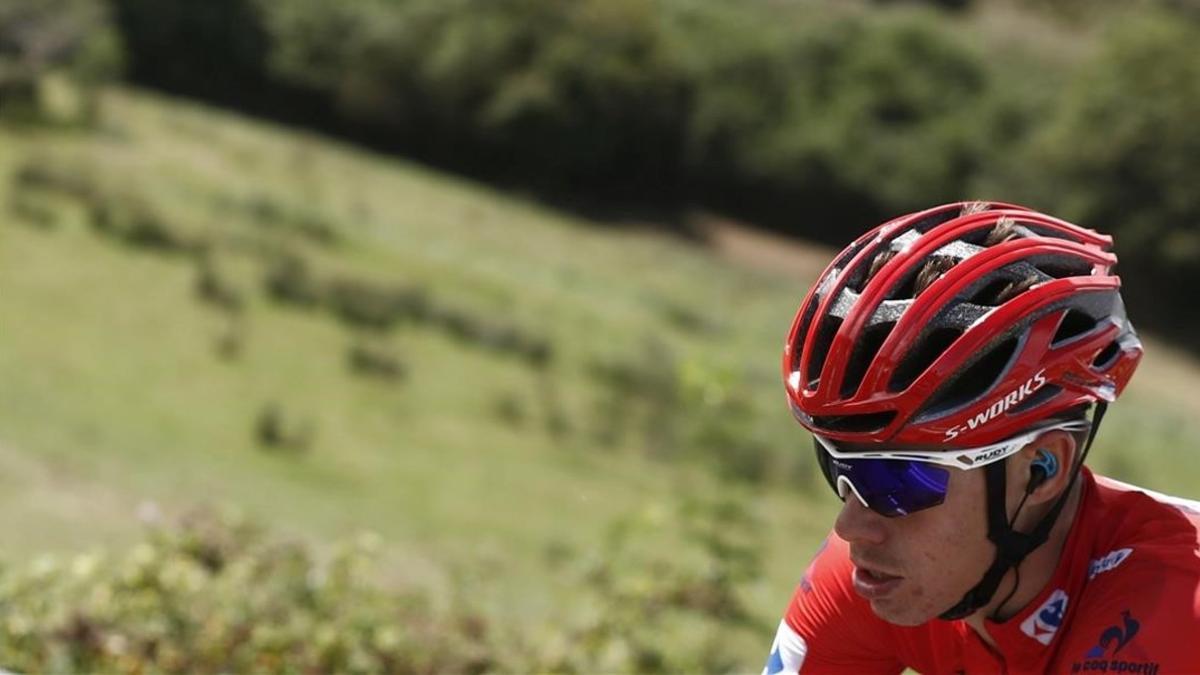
764,469,1200,674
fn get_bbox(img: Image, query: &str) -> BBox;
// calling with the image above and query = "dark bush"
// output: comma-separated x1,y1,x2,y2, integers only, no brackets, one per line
91,199,203,256
325,276,427,332
491,392,527,428
240,193,339,245
12,159,97,201
262,253,322,308
0,0,123,124
213,320,245,361
346,341,406,382
255,401,314,454
194,255,246,314
430,305,553,367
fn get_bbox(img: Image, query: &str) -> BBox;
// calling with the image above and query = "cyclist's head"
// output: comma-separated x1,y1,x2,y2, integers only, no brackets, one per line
783,201,1143,623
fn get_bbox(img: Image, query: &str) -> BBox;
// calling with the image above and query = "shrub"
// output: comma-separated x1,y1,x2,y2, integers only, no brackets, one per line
346,341,406,382
491,392,527,428
0,509,497,674
586,339,680,451
194,254,246,314
91,198,204,256
325,276,427,332
0,0,123,124
11,159,97,201
255,401,314,454
430,305,554,367
522,495,766,673
262,253,323,308
213,320,245,362
0,498,770,673
240,193,339,246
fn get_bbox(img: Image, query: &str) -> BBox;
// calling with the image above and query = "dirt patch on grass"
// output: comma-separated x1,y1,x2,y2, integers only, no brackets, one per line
691,211,836,283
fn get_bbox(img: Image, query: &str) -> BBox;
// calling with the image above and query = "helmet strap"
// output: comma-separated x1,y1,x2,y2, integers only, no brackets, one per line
938,401,1108,621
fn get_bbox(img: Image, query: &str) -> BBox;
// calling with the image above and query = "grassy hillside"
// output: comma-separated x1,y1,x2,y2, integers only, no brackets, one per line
1,88,1198,666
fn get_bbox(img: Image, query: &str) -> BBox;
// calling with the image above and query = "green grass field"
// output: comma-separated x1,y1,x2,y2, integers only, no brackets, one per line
1,88,1198,665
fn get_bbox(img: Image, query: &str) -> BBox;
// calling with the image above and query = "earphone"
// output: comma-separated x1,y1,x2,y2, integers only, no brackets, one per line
1026,449,1059,493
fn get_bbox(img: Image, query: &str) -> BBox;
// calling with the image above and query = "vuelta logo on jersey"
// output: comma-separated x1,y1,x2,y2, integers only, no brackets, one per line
944,369,1047,441
1020,589,1068,646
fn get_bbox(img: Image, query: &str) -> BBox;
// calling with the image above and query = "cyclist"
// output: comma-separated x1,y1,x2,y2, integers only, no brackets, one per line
765,202,1200,674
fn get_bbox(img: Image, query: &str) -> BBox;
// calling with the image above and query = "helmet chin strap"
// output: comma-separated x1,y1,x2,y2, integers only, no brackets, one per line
938,402,1107,621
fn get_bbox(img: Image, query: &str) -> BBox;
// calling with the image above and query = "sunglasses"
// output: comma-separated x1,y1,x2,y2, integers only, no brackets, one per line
813,420,1090,517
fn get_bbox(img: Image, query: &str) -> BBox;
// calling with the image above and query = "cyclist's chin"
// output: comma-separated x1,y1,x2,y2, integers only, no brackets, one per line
863,583,947,627
868,596,935,627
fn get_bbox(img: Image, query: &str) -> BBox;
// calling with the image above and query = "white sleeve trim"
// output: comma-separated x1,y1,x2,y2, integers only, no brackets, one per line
763,619,808,675
1098,476,1200,516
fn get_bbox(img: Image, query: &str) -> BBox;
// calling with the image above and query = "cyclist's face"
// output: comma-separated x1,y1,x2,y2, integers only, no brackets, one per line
833,461,994,626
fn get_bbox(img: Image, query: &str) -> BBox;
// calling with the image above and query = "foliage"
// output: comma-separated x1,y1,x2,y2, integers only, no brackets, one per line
586,341,787,482
522,496,768,673
0,510,495,674
0,501,768,674
980,11,1200,341
347,340,407,382
0,0,122,123
106,0,997,226
25,0,1196,343
4,83,1200,673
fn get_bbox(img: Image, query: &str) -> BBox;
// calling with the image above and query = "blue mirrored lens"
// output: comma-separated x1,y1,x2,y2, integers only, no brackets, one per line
814,443,950,517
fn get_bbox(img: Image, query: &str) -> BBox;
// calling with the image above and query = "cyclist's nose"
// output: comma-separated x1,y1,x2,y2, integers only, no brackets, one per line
834,495,888,546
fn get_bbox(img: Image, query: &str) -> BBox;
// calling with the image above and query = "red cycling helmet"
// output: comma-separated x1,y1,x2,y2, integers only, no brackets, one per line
783,201,1143,448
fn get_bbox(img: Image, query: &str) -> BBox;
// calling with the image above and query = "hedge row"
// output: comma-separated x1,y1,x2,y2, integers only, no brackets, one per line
108,0,999,233
97,0,1200,345
5,1,1197,343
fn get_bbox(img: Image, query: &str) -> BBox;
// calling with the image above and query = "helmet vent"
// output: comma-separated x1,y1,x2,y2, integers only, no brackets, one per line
1092,340,1121,370
969,277,1022,306
1052,309,1099,347
911,206,963,234
840,322,896,399
915,337,1020,419
806,316,843,387
886,255,957,300
1024,224,1088,245
810,410,898,434
889,326,962,392
1008,384,1063,415
1035,257,1093,279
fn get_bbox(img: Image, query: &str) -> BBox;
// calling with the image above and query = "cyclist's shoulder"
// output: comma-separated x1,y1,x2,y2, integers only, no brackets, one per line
1084,473,1200,557
1053,475,1200,671
1055,550,1200,671
775,534,913,674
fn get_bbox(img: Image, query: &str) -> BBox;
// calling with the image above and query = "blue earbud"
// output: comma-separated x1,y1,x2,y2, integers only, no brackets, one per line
1027,450,1058,492
1032,450,1058,478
